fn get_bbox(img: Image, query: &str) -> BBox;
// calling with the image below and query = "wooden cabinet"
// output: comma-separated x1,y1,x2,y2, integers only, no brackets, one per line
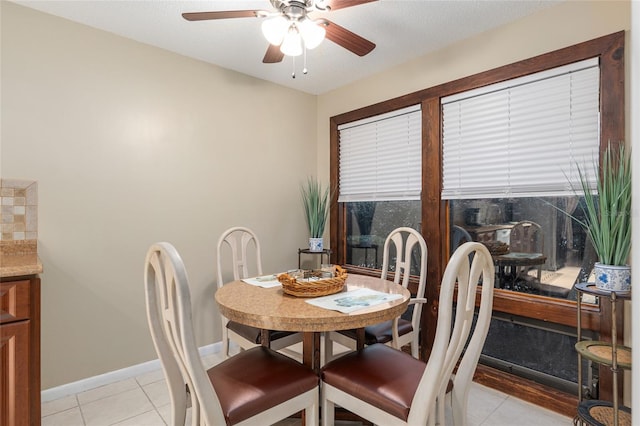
0,276,41,426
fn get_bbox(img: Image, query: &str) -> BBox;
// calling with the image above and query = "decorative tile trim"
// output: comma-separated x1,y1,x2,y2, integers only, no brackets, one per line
0,179,37,241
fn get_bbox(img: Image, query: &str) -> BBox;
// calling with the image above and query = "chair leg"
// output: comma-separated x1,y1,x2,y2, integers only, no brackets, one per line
222,339,230,358
189,390,200,426
451,390,468,426
436,395,445,426
169,400,187,426
222,327,230,358
306,398,319,426
165,374,188,426
323,332,334,364
432,386,454,426
428,399,437,426
321,389,335,426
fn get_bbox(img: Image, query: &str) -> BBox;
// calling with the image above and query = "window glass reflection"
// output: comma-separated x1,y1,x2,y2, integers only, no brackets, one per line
344,200,421,274
450,197,597,301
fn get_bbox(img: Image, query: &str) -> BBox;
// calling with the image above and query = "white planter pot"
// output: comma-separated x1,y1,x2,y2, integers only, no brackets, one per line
594,263,631,291
309,237,324,252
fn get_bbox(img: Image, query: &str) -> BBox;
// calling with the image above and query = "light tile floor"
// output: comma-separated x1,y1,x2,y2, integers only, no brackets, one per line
42,349,573,426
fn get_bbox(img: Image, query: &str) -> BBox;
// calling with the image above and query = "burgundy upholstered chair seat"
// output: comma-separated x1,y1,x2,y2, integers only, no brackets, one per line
335,319,414,345
321,344,425,421
209,346,318,425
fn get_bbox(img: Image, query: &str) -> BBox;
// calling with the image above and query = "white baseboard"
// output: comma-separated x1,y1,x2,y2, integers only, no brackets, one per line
41,341,224,403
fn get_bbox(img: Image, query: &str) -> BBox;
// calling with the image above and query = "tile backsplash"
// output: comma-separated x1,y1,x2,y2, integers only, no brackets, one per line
1,179,38,241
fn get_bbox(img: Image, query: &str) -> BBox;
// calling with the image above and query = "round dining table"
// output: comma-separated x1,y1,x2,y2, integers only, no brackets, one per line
215,273,411,373
493,252,547,289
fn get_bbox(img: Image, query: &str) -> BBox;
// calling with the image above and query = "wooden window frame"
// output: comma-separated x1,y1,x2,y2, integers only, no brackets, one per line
329,31,625,413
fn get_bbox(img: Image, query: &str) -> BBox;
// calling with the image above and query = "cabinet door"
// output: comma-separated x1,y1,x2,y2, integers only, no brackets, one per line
0,280,31,324
1,320,30,426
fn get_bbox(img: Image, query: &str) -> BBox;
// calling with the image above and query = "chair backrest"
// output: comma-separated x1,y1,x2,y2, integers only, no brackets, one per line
437,242,495,425
380,227,428,329
216,226,263,288
145,242,226,425
381,227,427,290
407,242,494,424
509,220,543,253
451,225,473,253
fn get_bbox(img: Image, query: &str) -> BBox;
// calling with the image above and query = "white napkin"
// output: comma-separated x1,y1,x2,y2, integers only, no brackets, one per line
242,275,282,288
306,288,403,314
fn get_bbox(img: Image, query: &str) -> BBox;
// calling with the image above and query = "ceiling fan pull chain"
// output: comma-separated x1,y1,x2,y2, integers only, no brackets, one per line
292,55,296,79
303,47,308,75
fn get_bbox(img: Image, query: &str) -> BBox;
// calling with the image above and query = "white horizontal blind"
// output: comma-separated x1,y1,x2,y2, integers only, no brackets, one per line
441,58,600,200
338,105,422,202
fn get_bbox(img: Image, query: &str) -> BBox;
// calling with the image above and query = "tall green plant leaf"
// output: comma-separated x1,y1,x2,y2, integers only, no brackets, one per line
301,177,330,238
575,143,632,265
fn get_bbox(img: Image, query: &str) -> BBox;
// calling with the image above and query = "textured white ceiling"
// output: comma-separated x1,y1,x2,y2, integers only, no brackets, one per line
12,0,561,95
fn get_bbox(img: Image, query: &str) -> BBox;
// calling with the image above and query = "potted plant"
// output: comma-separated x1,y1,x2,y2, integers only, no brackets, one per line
568,142,631,291
301,177,330,252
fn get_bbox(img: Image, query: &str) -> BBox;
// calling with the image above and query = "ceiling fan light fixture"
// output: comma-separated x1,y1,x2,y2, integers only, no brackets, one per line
280,26,303,56
299,18,325,49
183,0,377,70
261,15,289,45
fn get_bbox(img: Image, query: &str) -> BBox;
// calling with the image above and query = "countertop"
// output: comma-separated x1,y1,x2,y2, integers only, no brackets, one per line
0,241,43,278
0,253,43,278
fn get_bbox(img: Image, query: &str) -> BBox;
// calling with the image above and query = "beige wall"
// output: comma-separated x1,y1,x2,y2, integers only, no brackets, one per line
1,2,317,388
1,0,634,393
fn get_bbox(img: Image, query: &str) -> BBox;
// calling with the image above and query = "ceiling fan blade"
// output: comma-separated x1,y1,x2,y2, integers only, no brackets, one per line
323,0,378,11
182,10,260,21
263,44,285,63
324,20,375,56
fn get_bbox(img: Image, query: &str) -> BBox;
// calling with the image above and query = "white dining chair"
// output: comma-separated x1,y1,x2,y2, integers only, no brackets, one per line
216,226,302,357
144,242,319,426
436,242,495,426
320,242,494,426
324,227,427,362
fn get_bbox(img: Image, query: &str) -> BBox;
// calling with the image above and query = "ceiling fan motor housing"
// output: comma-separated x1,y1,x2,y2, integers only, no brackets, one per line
272,1,330,15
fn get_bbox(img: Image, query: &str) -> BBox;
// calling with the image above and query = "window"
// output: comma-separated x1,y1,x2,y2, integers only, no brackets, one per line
441,58,600,200
330,31,624,409
337,105,422,271
442,58,601,300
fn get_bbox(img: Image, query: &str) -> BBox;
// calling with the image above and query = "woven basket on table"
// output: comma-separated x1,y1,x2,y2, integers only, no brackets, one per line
277,265,348,298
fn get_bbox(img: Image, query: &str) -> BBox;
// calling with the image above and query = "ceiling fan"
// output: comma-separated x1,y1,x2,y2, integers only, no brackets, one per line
182,0,377,65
